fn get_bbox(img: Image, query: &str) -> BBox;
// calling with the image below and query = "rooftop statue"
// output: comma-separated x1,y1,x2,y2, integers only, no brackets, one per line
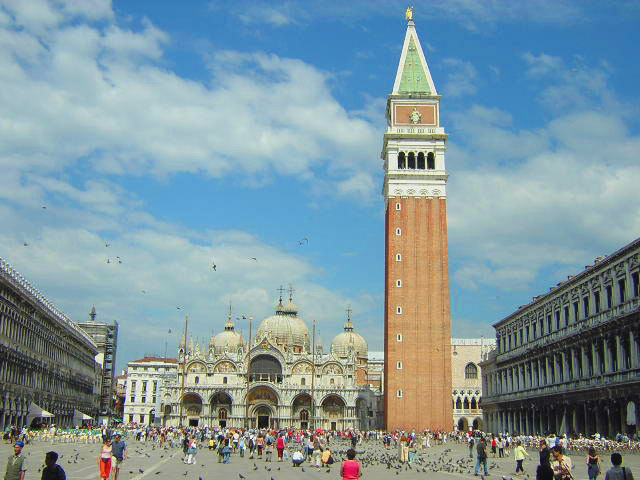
406,6,413,21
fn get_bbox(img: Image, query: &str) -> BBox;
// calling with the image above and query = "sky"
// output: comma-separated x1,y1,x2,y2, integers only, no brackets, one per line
1,0,639,374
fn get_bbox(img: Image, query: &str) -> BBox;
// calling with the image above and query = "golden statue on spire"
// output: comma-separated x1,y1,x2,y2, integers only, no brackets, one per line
406,6,414,21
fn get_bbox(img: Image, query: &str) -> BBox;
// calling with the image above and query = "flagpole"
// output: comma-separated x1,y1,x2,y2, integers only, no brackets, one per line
179,315,188,427
311,318,316,431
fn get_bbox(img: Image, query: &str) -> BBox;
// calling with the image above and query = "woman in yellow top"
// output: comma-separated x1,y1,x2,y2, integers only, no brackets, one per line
515,441,529,475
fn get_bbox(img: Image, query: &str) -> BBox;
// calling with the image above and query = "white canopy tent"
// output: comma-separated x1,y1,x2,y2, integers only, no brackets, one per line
27,403,54,425
73,409,93,425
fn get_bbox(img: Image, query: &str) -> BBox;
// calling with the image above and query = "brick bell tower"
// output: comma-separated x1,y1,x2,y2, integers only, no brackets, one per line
382,13,452,432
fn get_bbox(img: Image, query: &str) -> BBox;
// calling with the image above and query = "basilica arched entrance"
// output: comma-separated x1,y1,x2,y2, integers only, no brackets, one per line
321,395,346,431
210,392,232,428
181,393,203,427
249,355,283,383
247,386,279,429
292,393,312,429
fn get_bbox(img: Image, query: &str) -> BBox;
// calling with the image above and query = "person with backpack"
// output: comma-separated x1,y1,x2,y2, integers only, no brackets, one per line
604,453,633,480
468,436,475,459
475,437,489,477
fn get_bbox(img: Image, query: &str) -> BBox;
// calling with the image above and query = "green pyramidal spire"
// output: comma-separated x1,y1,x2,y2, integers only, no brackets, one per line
392,21,437,95
398,37,430,94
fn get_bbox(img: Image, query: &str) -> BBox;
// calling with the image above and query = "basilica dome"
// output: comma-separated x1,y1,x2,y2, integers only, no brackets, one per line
331,318,368,358
211,318,244,355
256,299,309,352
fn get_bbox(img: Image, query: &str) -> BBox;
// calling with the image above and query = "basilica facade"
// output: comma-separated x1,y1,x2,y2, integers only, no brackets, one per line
161,296,378,431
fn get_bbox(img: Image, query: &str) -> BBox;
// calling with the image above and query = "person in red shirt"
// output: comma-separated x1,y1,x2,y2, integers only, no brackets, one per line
276,434,286,462
341,449,361,480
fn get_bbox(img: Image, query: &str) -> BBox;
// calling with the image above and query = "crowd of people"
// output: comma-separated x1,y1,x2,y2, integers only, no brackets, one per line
3,423,640,480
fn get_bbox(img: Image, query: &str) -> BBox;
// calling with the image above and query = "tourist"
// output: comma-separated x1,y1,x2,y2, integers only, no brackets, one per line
515,440,529,475
40,451,65,480
4,441,27,480
604,453,634,480
222,439,232,464
322,448,334,468
475,437,489,477
98,438,113,480
277,434,286,462
239,435,246,458
185,437,197,465
587,447,601,480
491,436,497,457
468,435,475,458
340,449,361,480
256,434,265,458
292,450,304,467
551,446,573,480
111,433,127,480
540,440,551,466
498,436,505,458
537,464,555,480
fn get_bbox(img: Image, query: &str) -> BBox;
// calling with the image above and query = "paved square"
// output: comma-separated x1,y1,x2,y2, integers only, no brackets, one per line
2,438,640,480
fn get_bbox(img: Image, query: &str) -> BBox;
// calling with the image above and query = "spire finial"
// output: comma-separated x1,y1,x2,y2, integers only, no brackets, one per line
277,285,285,304
228,302,232,321
344,305,354,331
405,6,414,22
89,305,97,322
288,284,295,302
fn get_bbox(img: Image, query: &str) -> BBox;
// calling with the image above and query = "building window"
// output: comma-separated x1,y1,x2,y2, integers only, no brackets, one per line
396,389,403,398
427,152,435,169
396,361,403,370
465,363,478,379
417,152,425,169
564,305,570,327
395,228,402,236
301,377,306,386
142,381,147,391
547,315,552,333
583,296,590,317
396,333,403,342
218,408,228,420
397,152,406,169
222,376,227,384
396,279,402,287
330,378,335,385
539,318,544,336
594,291,601,313
194,376,199,384
152,396,156,404
632,272,639,297
619,279,627,303
140,414,145,423
128,414,133,423
555,311,561,330
396,202,401,211
606,285,613,308
396,306,402,314
141,396,146,403
408,152,416,169
573,302,579,322
395,254,402,262
131,396,136,403
532,323,537,339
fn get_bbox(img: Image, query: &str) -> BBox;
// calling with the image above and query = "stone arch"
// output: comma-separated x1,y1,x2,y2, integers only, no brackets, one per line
187,361,207,373
249,354,283,383
473,417,483,431
292,393,312,429
455,397,462,409
457,417,469,431
397,152,406,169
210,391,233,406
322,363,344,375
214,361,237,373
246,385,279,406
471,397,478,409
407,152,416,169
291,361,313,374
417,152,425,169
181,393,203,426
427,152,435,169
463,397,470,409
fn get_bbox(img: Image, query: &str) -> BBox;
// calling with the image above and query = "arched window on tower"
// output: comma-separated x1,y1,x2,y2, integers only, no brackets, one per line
455,397,462,409
301,377,306,386
427,152,435,169
471,397,478,409
397,152,406,169
463,397,470,409
465,363,478,379
417,152,425,169
408,152,416,169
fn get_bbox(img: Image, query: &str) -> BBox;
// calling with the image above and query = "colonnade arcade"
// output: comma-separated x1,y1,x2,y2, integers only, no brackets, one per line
484,395,638,437
165,388,367,430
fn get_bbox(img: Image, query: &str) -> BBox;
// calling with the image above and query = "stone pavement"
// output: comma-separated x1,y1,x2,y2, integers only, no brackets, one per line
2,438,640,480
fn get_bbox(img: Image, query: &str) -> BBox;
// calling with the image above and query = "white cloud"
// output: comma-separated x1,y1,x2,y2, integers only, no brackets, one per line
0,1,380,197
523,52,564,76
442,58,478,97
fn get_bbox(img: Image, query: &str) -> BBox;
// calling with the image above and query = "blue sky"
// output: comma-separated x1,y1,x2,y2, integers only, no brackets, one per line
1,0,639,373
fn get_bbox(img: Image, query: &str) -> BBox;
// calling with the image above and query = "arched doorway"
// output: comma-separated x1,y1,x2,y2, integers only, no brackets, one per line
210,392,232,428
457,417,469,431
181,393,203,427
321,395,346,431
148,409,156,426
249,355,283,383
292,393,312,430
247,386,279,429
473,417,483,431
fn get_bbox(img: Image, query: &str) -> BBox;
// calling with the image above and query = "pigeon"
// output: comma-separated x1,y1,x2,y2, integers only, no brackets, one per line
42,206,47,209
250,257,257,261
301,468,305,472
23,242,28,246
239,475,246,479
139,469,144,473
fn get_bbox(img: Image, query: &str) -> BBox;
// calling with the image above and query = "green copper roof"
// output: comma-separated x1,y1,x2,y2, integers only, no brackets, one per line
398,36,431,94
